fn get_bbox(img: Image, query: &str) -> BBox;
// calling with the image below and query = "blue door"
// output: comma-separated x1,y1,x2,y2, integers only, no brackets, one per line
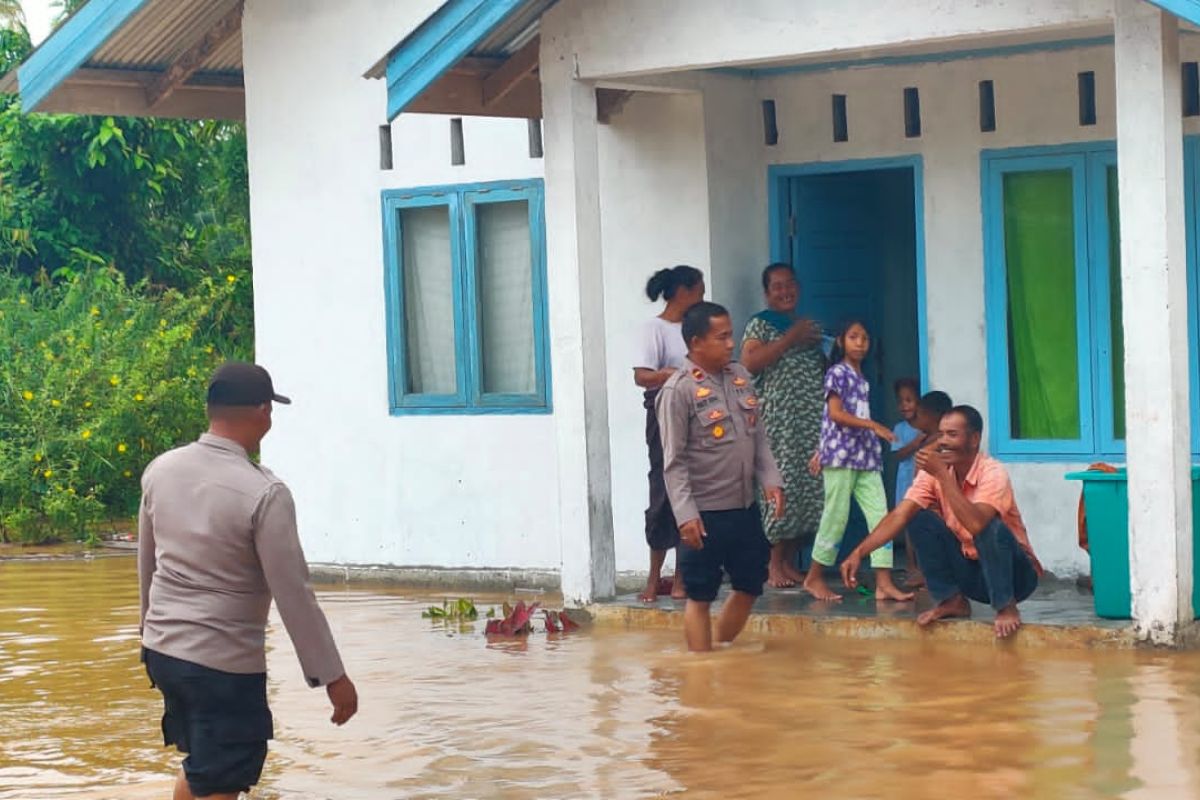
786,166,921,560
787,167,919,425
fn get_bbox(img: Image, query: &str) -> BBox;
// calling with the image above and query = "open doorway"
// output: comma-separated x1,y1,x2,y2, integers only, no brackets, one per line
769,158,925,556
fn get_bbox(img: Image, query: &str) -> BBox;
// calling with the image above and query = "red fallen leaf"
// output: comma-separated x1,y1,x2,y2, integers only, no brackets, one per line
485,619,503,635
544,610,561,633
559,610,580,632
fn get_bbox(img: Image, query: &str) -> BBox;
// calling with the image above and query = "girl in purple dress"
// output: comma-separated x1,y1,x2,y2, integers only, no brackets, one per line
802,319,912,602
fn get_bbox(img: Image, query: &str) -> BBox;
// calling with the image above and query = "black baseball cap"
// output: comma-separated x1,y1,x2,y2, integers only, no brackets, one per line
206,362,292,406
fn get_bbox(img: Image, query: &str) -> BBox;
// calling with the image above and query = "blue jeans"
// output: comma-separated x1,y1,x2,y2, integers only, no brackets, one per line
909,510,1038,610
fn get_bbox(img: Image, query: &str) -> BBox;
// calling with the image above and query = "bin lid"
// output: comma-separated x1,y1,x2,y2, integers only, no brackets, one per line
1065,466,1200,481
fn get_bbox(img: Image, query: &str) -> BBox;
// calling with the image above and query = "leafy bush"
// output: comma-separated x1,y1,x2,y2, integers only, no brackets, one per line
0,265,250,543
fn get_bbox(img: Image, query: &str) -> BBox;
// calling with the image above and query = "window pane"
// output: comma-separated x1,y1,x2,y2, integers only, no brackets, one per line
476,200,536,395
1002,170,1081,439
400,205,457,395
1107,165,1126,440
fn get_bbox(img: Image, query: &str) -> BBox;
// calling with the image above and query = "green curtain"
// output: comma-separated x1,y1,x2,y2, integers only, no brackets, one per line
1107,166,1126,441
1003,170,1081,440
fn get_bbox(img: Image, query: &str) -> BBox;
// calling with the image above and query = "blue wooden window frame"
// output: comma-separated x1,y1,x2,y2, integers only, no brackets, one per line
382,179,551,415
982,141,1200,461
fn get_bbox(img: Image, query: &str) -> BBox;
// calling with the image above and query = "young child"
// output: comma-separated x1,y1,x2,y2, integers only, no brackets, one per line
892,388,953,588
803,319,911,602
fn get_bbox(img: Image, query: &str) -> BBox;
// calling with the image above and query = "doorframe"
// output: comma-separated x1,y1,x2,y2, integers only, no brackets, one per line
766,155,928,390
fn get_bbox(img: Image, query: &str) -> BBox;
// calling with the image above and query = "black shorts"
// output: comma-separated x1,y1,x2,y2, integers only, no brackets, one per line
143,648,274,798
677,506,770,602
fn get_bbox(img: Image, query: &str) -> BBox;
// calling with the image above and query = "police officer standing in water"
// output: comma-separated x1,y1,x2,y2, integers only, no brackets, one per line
657,301,786,652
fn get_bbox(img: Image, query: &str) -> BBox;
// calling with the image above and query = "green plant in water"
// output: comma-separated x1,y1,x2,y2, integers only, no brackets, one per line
422,598,495,621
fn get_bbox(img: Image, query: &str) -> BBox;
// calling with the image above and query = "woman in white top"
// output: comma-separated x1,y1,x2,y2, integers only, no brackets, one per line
633,265,706,603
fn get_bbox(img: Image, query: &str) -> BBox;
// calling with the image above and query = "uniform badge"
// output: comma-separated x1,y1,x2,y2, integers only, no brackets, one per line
691,368,705,381
712,425,726,439
695,387,712,399
733,376,747,387
707,409,724,421
745,396,758,407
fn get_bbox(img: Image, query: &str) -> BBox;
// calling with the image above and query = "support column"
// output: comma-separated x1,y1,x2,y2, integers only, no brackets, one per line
539,7,616,605
1114,2,1193,642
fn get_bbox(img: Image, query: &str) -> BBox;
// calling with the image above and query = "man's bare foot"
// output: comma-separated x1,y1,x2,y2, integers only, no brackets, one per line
670,574,686,600
638,579,659,604
802,572,841,602
767,561,796,589
874,571,915,602
917,594,971,627
994,604,1022,638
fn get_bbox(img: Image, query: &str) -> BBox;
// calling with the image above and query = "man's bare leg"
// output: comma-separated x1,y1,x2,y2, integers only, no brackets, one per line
670,557,685,599
714,591,757,644
173,771,194,800
684,600,713,652
916,593,972,627
994,603,1022,638
767,543,796,588
802,559,841,601
640,548,668,602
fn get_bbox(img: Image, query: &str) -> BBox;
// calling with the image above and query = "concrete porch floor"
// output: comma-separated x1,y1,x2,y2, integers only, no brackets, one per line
590,571,1139,649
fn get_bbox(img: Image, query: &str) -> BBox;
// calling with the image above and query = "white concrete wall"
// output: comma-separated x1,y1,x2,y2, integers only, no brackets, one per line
562,0,1114,79
597,91,711,573
739,39,1200,577
242,0,554,570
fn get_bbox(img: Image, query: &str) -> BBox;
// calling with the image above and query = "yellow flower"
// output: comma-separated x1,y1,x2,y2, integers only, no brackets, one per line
123,470,132,478
33,453,42,462
204,345,214,354
159,319,167,328
21,390,32,401
18,297,26,305
67,487,76,496
134,393,144,402
109,375,120,386
81,429,91,440
42,469,52,479
226,274,237,284
186,367,197,377
50,399,60,407
117,443,127,453
124,319,133,328
84,401,93,408
90,307,100,316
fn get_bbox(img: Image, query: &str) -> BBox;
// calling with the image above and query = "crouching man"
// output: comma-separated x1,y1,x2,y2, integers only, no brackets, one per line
657,301,785,652
839,405,1043,639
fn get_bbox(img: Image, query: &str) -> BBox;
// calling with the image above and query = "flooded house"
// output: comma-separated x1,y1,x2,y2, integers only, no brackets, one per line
5,0,1198,641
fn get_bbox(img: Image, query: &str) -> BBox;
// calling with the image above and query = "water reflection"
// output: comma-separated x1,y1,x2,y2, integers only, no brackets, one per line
3,557,1200,799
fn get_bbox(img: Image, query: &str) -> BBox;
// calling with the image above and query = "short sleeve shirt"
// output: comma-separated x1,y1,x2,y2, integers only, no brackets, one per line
819,363,881,471
904,454,1044,575
891,420,921,505
634,317,688,371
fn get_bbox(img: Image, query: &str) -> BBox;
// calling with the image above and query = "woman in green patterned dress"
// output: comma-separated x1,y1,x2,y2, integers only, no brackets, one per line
741,263,827,588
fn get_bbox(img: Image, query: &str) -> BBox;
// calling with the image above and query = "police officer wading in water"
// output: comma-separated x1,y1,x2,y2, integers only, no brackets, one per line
139,362,358,800
657,302,785,652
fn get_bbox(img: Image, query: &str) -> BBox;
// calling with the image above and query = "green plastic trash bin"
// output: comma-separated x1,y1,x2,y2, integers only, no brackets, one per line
1065,467,1200,619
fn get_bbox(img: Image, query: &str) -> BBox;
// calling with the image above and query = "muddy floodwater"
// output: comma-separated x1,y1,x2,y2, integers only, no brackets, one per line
4,558,1200,799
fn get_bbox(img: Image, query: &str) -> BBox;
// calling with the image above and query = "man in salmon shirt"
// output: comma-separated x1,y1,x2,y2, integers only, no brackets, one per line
840,405,1042,638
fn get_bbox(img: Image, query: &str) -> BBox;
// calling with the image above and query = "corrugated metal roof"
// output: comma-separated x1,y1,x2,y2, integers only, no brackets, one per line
89,0,242,75
473,0,555,57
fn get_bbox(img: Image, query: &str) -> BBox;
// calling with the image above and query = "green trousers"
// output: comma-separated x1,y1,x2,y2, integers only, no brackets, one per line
811,468,893,569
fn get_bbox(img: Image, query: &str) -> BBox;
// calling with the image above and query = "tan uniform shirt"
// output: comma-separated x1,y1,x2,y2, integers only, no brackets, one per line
656,358,783,524
138,433,344,686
